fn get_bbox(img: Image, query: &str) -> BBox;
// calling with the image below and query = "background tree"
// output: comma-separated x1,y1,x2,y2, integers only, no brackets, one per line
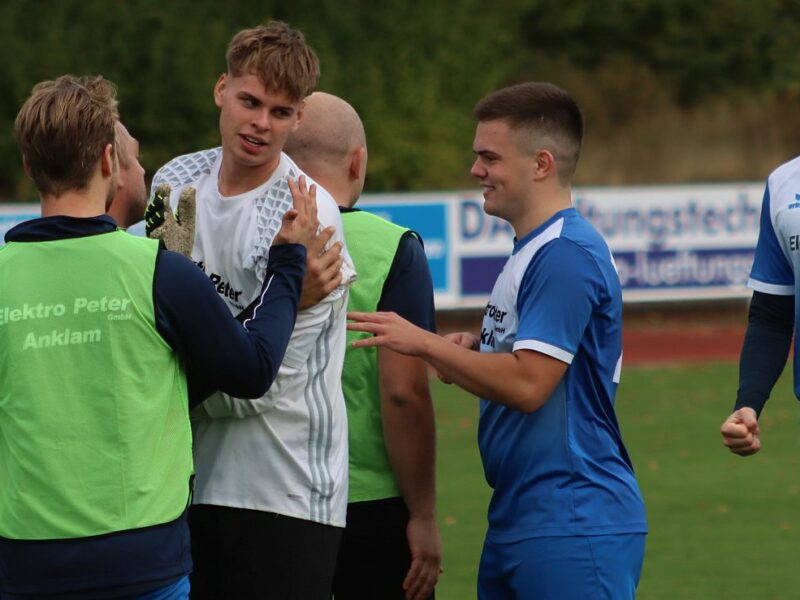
1,0,799,199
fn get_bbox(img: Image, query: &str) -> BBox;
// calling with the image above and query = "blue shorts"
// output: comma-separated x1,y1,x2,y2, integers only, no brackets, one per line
478,533,645,600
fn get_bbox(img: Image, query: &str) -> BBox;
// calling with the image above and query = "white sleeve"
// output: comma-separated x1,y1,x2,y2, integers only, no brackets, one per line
315,186,357,301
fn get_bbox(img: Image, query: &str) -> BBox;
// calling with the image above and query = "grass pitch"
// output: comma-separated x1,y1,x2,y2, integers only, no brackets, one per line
434,362,800,599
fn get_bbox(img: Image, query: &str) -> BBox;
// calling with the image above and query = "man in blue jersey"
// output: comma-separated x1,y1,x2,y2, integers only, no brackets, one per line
349,82,647,599
720,159,800,454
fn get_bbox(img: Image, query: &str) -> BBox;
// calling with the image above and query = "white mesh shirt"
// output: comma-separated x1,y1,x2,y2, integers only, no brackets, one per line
151,149,356,526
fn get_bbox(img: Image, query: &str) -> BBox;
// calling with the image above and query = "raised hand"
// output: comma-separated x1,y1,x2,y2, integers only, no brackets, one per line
145,184,196,258
347,311,431,357
274,175,318,247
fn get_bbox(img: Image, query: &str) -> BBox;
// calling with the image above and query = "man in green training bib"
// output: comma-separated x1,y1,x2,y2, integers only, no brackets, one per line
286,92,441,600
0,74,315,599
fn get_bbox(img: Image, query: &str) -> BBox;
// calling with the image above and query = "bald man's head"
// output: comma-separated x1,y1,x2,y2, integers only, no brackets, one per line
285,92,367,207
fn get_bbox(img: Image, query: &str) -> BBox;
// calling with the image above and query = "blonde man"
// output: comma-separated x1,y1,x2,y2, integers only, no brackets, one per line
1,74,314,599
149,22,355,599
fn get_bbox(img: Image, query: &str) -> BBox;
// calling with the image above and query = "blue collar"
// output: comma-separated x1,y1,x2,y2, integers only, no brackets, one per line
5,215,119,243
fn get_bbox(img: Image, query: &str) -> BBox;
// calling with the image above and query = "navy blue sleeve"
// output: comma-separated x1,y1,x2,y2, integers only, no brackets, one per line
153,244,306,407
377,231,436,333
735,290,794,416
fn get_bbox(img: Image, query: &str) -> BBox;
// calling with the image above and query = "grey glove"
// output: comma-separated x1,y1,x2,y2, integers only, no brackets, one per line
145,184,196,258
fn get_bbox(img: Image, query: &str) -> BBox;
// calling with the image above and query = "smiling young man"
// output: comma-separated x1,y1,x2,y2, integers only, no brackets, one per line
348,82,647,599
150,22,355,600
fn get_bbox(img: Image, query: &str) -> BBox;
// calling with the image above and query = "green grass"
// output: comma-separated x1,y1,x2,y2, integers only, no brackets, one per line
433,362,800,599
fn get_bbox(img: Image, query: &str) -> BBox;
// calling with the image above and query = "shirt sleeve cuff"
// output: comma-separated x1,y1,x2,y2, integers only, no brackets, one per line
512,339,574,364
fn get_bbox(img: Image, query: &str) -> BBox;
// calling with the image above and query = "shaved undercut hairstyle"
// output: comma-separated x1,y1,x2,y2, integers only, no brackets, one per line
226,20,320,102
474,82,583,184
14,74,119,197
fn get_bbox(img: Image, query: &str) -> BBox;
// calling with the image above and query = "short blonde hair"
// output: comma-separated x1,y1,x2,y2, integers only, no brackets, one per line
226,21,320,102
14,75,119,196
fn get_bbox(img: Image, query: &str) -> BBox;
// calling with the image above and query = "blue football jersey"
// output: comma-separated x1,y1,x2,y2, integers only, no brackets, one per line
478,207,647,543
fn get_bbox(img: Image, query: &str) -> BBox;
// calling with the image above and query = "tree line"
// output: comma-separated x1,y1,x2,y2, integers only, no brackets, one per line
2,0,799,200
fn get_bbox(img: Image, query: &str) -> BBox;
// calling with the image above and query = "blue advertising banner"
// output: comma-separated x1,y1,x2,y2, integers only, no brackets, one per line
358,202,449,294
2,182,765,308
0,205,38,242
361,182,764,307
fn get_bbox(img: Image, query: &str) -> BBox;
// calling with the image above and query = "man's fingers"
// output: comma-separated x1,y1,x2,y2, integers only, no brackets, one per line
347,321,380,334
311,253,343,289
403,560,422,596
288,176,316,222
347,310,387,323
736,437,761,455
307,183,319,230
315,241,343,268
403,559,438,600
722,432,756,448
320,269,343,297
720,420,749,438
309,226,336,256
729,437,761,456
348,333,382,349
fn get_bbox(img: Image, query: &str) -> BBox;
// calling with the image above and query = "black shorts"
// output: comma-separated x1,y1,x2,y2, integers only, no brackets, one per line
333,497,434,600
188,504,342,600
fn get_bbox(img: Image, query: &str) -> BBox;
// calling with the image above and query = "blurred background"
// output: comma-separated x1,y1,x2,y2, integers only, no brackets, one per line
2,0,800,200
4,1,800,598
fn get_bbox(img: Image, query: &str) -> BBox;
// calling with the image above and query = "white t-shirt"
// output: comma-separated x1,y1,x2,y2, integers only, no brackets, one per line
151,149,356,527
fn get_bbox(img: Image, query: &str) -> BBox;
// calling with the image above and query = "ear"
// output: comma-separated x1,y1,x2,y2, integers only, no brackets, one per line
532,149,556,182
349,146,367,182
213,74,227,108
22,155,31,177
100,143,115,178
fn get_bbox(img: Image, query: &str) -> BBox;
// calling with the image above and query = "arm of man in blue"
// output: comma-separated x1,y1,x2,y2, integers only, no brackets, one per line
735,291,794,416
721,176,796,456
721,290,794,456
154,243,305,407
